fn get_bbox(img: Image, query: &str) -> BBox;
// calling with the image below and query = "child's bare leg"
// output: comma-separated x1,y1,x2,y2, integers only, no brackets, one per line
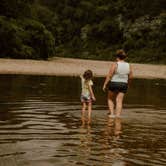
82,102,86,114
81,102,86,124
87,102,92,124
107,91,115,115
116,92,124,117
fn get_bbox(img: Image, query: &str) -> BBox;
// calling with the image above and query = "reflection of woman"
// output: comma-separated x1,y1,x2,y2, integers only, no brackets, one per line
103,50,133,118
114,118,122,138
106,117,122,138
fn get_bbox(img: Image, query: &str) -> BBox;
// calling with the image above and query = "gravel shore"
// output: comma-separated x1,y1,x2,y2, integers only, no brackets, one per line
0,57,165,79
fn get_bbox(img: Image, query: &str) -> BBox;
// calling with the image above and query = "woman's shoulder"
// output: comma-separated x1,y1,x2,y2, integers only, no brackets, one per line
110,62,117,68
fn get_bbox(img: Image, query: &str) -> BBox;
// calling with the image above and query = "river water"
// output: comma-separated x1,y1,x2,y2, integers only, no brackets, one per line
0,75,166,166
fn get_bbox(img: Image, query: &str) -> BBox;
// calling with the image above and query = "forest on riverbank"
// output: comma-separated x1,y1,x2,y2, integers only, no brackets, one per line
0,0,165,63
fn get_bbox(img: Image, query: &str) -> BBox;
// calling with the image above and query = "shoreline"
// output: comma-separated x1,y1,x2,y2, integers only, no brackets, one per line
0,57,165,79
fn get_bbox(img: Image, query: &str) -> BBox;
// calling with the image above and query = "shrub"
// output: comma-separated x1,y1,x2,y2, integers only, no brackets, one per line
0,16,55,59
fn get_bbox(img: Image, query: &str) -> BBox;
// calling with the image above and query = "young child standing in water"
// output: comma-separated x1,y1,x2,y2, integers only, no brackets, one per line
80,70,96,124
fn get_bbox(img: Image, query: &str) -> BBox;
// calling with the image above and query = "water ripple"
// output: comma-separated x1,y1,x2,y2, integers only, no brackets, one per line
0,76,166,166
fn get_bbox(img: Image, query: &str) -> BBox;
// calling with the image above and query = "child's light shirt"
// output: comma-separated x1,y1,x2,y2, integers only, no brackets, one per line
81,76,93,98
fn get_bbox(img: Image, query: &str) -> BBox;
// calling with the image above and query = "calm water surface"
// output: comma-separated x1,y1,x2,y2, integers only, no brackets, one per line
0,75,166,166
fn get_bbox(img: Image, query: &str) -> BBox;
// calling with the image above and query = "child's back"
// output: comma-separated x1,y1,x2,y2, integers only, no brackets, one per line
80,70,96,124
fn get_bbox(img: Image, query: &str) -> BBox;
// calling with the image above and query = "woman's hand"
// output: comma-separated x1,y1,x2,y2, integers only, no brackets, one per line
102,84,106,92
102,63,116,92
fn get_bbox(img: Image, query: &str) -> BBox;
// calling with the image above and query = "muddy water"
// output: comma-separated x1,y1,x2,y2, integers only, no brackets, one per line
0,75,166,166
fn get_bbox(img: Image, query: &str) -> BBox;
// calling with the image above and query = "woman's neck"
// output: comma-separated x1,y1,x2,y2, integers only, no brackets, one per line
116,58,125,62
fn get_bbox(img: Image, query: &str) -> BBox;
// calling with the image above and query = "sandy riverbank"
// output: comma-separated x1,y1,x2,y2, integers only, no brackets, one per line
0,57,165,79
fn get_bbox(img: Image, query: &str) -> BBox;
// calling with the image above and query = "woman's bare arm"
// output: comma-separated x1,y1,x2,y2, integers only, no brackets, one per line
128,64,133,87
103,63,116,91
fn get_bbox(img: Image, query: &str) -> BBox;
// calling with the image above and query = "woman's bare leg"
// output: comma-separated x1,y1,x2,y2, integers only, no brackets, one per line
116,92,125,117
107,91,115,116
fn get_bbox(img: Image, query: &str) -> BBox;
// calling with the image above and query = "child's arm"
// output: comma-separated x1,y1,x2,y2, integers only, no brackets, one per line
103,63,116,91
88,84,96,101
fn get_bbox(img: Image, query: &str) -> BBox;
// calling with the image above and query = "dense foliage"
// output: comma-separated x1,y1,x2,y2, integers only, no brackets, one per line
0,0,55,59
0,0,165,63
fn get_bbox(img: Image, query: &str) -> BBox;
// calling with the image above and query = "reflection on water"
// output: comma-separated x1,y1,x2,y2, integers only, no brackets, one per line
0,75,166,166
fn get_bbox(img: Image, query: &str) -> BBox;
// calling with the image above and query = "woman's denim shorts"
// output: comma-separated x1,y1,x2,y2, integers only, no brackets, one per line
109,81,128,93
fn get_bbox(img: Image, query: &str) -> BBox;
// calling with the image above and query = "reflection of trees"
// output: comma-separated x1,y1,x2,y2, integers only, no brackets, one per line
0,75,29,122
0,105,15,122
1,76,165,109
126,79,166,108
0,75,81,103
94,77,166,108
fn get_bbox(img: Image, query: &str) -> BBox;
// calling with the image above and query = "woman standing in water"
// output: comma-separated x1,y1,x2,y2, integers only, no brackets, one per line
103,50,133,118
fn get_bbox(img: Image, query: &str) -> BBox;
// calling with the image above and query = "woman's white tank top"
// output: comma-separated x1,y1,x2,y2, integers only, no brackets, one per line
111,61,130,83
